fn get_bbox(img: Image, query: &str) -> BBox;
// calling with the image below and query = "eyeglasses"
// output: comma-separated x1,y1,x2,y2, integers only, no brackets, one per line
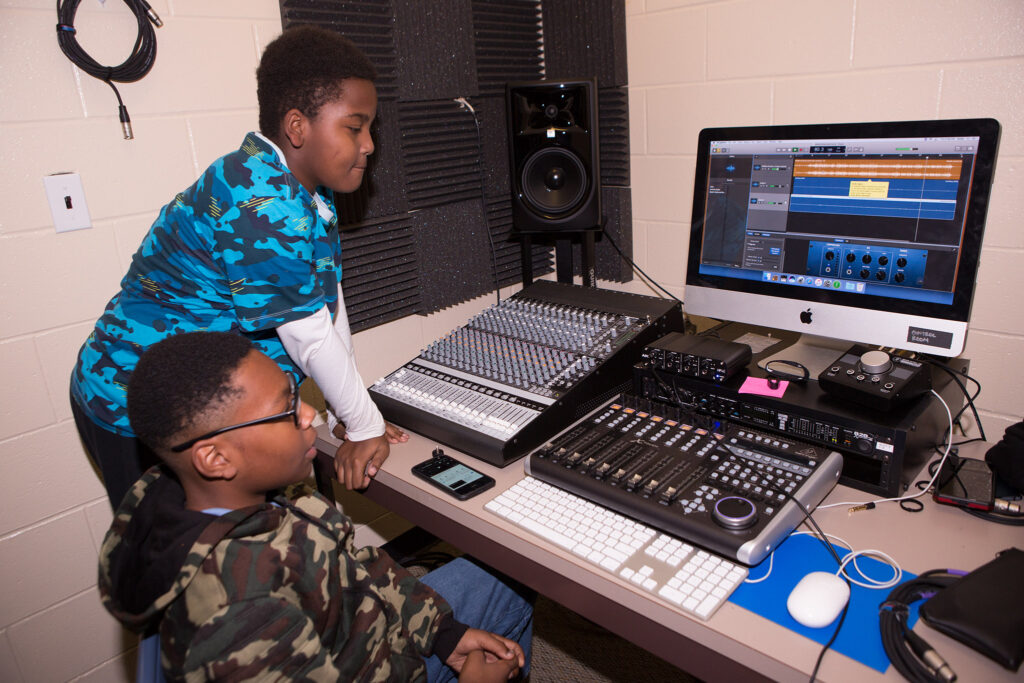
170,375,300,452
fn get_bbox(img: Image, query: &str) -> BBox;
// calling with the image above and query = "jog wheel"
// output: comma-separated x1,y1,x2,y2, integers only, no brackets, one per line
712,496,758,530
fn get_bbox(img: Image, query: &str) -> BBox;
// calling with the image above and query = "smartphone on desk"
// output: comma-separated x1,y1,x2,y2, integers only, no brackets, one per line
933,456,994,510
412,448,496,501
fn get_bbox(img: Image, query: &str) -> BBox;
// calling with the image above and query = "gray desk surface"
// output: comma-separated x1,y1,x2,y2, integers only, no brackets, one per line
316,427,1020,682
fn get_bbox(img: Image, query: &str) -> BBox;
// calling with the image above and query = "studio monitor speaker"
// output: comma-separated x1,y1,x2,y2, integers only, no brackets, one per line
506,79,601,233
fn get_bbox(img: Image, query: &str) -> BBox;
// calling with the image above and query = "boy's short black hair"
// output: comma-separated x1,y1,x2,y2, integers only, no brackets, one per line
127,332,254,452
257,25,378,138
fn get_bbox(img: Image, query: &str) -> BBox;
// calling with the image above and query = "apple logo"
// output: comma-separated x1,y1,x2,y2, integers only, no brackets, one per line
800,308,813,324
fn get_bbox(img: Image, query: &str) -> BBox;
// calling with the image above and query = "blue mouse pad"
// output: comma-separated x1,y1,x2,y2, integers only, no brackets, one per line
728,533,919,672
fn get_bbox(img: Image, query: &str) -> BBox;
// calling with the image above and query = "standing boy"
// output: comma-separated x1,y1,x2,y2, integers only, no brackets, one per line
71,25,405,508
99,331,532,681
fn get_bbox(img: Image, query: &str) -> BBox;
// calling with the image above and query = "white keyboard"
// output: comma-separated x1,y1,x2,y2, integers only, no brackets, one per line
485,477,748,620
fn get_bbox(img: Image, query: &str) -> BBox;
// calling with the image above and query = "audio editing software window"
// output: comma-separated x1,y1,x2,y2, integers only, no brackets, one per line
699,136,980,306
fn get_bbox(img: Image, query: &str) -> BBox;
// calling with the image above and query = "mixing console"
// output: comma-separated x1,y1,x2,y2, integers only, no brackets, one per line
370,281,684,466
525,393,843,564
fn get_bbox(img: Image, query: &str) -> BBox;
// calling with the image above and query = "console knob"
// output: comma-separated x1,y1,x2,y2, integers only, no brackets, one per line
859,350,892,374
712,496,758,529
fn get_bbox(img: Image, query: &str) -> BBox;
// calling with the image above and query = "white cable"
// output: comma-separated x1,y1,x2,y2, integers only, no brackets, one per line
743,551,774,583
743,529,903,590
837,547,903,589
817,389,954,510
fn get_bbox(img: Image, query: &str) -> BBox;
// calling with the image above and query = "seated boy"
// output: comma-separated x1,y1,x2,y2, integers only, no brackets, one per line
98,331,533,681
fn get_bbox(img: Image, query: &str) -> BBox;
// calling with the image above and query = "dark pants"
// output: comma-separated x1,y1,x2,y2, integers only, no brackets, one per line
70,392,158,509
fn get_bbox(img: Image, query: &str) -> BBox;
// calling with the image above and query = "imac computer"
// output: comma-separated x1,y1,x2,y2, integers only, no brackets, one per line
684,118,1000,372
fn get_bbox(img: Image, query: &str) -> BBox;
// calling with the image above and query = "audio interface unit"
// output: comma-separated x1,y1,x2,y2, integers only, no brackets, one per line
635,362,963,497
641,331,752,383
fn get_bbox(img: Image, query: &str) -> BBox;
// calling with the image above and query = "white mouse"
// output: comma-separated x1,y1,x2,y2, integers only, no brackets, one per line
786,571,851,628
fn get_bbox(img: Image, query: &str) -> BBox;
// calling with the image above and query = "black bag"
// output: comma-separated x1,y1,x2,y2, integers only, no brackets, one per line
985,420,1024,494
919,547,1024,671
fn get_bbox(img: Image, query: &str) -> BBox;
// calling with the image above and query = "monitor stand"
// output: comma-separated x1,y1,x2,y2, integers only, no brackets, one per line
756,334,852,380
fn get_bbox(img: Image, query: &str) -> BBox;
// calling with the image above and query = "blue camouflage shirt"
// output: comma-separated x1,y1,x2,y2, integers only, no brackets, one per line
71,133,341,436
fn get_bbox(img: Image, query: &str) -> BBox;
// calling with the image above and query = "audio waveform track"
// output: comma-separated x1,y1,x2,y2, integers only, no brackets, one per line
369,281,684,466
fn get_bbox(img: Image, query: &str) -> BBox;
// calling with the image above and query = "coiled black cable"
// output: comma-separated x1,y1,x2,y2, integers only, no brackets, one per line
879,569,962,683
55,0,162,139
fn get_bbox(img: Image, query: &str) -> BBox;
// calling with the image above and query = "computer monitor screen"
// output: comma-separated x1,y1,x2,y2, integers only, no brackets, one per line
685,118,1000,360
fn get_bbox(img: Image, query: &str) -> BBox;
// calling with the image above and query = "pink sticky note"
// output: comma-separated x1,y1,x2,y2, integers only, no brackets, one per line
739,376,788,397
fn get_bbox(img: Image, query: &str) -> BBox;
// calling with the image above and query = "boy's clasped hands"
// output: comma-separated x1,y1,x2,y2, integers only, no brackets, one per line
454,628,525,682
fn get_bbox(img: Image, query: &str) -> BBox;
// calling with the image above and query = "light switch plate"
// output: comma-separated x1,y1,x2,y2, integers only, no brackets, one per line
43,172,92,233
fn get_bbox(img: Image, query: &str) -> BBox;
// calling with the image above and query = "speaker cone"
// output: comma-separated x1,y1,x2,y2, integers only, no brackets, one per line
520,147,588,216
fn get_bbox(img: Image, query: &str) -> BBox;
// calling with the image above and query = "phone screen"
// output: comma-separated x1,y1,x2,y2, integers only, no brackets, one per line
432,463,486,489
413,453,496,500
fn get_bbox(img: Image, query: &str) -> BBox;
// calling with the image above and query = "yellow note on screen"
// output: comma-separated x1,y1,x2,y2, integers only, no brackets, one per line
848,180,889,198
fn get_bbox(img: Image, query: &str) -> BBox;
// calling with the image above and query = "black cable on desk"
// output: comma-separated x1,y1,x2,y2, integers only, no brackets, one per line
784,495,851,683
879,569,962,683
718,442,851,683
55,0,162,139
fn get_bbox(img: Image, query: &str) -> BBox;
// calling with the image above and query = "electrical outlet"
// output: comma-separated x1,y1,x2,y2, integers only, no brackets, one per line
43,172,92,233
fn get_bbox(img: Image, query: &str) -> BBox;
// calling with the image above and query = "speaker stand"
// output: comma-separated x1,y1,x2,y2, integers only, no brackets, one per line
581,231,596,287
519,230,598,288
520,234,534,287
555,239,574,283
556,231,597,287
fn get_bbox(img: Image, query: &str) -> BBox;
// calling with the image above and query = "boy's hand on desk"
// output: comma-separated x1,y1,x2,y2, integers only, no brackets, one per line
332,422,408,444
384,421,409,444
457,649,519,682
333,435,389,489
448,628,523,680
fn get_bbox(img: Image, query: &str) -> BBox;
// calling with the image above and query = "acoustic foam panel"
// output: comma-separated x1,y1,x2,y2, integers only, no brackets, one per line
474,95,511,201
541,0,628,88
596,186,633,282
279,0,399,101
411,201,495,313
394,0,478,101
398,99,486,210
598,86,630,188
485,195,555,288
280,0,628,326
339,213,422,331
472,0,544,97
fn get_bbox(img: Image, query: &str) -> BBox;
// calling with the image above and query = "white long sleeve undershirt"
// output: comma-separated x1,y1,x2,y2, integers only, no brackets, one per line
277,287,385,441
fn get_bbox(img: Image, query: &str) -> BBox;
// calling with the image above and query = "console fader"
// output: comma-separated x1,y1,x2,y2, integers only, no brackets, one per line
525,394,843,564
369,281,684,466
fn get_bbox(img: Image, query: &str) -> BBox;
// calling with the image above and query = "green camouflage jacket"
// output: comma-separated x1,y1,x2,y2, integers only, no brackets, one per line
98,467,467,681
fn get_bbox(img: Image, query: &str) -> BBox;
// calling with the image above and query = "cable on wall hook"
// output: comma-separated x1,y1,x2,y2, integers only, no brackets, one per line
55,0,162,139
